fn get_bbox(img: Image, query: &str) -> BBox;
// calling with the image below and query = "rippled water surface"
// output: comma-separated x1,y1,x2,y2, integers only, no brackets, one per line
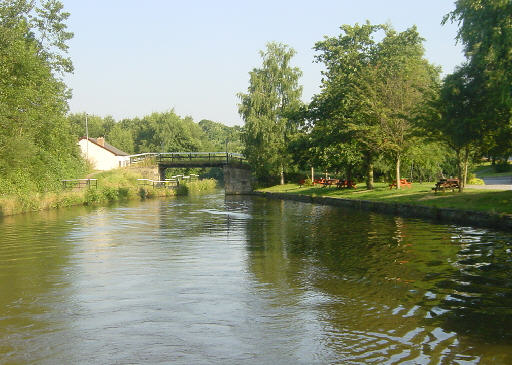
1,192,512,364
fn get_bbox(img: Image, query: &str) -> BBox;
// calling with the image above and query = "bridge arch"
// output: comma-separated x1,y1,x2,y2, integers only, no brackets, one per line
129,152,253,194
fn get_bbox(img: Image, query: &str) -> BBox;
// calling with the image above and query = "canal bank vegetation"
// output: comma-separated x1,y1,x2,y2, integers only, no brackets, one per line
258,183,512,215
0,168,218,217
0,1,238,217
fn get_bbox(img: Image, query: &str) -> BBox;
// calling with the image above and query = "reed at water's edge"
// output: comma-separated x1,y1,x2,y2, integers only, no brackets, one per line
0,168,217,217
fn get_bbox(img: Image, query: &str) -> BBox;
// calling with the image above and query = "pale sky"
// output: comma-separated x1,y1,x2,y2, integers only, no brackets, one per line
63,0,465,126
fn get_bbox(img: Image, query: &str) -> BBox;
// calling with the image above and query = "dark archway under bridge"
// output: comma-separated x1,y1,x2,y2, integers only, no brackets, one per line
129,152,253,194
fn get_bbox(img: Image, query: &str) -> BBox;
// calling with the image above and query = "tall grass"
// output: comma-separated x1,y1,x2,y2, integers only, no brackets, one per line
176,179,217,195
0,168,218,217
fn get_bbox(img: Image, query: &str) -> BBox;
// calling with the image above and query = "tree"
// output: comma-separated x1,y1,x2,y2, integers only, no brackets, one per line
444,0,512,106
238,42,303,185
355,26,440,188
0,0,84,195
423,63,484,191
107,123,134,154
311,22,381,189
311,22,438,189
444,0,512,161
198,119,243,153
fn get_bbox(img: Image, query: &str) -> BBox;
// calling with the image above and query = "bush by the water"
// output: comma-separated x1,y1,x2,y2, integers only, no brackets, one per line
0,168,218,217
176,179,217,195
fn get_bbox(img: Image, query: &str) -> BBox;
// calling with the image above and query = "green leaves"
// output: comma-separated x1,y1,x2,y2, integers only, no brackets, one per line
309,22,439,188
0,0,83,196
238,42,303,184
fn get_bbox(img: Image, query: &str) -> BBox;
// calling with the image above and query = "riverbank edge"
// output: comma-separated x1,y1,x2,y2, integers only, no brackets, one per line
0,179,218,218
252,191,512,231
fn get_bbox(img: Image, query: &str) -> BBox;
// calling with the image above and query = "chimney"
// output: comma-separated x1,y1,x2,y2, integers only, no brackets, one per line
97,137,105,147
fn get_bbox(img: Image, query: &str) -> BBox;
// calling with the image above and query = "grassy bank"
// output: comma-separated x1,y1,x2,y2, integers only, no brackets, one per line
259,182,512,215
0,168,218,217
473,163,512,178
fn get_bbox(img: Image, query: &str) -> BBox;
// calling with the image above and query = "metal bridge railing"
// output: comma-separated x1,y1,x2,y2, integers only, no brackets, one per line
129,152,247,166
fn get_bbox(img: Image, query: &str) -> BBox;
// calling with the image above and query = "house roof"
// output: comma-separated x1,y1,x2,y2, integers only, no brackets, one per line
80,137,130,156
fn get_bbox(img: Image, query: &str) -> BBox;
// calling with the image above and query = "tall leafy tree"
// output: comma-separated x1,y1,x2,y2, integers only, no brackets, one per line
311,22,438,188
424,63,485,191
0,0,83,195
355,26,440,188
238,42,303,185
443,0,512,161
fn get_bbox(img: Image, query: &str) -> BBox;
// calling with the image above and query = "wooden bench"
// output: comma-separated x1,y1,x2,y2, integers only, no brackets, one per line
432,179,460,192
336,180,357,189
389,179,412,189
321,179,339,187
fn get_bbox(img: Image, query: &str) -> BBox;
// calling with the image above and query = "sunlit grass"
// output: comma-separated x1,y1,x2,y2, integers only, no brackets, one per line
259,182,512,215
0,167,218,217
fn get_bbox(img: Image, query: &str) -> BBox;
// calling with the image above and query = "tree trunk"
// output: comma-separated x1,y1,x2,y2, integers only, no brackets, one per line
463,147,470,188
395,153,401,190
311,166,314,182
347,166,353,182
365,153,374,190
456,148,464,192
280,164,284,185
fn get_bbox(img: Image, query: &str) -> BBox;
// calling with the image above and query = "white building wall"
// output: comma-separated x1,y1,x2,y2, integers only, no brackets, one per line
78,139,121,170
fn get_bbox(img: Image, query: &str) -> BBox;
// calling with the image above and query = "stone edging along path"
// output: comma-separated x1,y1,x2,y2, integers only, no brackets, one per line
252,191,512,232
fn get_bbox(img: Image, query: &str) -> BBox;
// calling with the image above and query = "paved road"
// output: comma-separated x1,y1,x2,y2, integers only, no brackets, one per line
482,176,512,185
466,184,512,190
467,175,512,190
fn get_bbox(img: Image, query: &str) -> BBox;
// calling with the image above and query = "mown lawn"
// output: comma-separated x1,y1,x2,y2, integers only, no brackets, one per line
258,182,512,215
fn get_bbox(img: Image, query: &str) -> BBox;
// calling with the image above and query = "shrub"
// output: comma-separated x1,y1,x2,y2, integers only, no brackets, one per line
468,177,485,185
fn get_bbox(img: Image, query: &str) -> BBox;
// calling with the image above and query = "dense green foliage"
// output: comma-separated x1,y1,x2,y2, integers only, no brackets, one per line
0,0,86,196
239,9,511,190
238,42,303,185
67,111,242,155
306,23,440,189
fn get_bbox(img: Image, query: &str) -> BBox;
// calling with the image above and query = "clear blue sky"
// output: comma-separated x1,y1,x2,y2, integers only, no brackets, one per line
63,0,465,126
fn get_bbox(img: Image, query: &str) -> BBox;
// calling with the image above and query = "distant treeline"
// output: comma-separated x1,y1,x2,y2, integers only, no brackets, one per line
67,111,243,155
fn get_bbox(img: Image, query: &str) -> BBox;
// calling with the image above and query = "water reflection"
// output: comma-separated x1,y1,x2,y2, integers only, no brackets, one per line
243,197,512,363
0,194,511,363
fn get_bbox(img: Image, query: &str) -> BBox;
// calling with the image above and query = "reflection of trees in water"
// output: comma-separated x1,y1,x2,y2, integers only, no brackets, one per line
434,227,512,344
243,198,512,361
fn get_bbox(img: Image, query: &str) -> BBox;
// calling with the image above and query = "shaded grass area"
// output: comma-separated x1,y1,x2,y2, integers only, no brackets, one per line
259,182,512,215
473,163,512,178
0,168,218,217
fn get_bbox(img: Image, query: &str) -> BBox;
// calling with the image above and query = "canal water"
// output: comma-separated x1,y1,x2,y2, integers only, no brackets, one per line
1,192,511,364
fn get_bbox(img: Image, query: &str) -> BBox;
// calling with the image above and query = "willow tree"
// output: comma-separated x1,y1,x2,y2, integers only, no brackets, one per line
238,42,303,185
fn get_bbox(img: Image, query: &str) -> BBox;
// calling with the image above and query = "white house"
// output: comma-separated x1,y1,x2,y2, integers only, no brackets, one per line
78,137,130,170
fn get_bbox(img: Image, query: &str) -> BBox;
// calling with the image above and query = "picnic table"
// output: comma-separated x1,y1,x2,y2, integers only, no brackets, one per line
389,179,412,189
432,178,460,192
336,180,357,189
321,179,339,187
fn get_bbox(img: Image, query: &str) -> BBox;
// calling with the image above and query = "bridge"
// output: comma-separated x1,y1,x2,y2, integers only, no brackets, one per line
129,152,253,194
